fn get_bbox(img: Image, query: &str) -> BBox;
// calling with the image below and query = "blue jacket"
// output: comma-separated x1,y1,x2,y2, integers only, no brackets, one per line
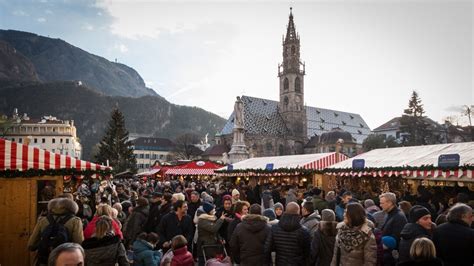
133,239,162,266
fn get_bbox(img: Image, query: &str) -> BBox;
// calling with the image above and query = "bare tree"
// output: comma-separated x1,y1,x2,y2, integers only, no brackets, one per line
171,133,201,160
462,105,473,126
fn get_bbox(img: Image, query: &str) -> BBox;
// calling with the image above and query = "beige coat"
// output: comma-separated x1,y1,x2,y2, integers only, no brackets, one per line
330,221,376,266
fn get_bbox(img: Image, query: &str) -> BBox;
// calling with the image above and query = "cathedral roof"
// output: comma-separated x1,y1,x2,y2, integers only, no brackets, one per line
220,95,372,144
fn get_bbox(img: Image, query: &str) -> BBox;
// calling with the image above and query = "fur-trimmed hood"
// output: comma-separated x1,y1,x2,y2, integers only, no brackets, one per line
48,197,79,215
241,214,269,232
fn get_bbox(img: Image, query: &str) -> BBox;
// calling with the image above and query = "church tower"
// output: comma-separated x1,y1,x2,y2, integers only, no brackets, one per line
278,8,307,151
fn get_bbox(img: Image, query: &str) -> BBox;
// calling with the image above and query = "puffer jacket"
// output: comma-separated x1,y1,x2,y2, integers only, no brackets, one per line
264,213,311,266
82,235,129,266
133,239,163,266
330,222,377,266
197,213,224,257
398,223,432,263
28,198,84,251
230,214,270,265
171,246,194,266
311,221,338,266
301,212,320,236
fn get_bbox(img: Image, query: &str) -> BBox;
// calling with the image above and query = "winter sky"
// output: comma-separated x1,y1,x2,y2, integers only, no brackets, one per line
0,0,472,129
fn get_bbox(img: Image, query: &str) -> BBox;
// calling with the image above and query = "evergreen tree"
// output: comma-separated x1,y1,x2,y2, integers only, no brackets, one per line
399,91,430,146
362,134,400,152
95,108,137,173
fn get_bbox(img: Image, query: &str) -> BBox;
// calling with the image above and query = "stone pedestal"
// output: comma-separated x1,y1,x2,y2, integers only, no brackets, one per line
229,127,249,164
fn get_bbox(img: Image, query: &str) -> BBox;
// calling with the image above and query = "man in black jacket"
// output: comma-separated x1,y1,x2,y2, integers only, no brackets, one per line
264,202,311,266
187,191,201,218
158,200,194,252
433,203,474,266
380,192,407,246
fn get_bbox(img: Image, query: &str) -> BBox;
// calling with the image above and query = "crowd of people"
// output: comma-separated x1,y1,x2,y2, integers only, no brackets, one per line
28,176,474,266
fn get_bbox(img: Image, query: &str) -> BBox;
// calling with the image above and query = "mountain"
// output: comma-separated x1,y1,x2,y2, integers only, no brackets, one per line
0,40,39,81
0,29,157,97
0,81,226,160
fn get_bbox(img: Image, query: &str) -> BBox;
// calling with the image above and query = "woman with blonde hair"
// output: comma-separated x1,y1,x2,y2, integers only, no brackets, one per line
84,204,123,239
82,216,129,266
398,237,443,266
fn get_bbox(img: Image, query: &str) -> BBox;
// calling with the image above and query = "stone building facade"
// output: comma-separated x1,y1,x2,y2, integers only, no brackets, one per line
218,9,371,160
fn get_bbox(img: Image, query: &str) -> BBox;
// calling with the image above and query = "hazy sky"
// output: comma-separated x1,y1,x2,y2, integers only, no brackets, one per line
1,0,472,129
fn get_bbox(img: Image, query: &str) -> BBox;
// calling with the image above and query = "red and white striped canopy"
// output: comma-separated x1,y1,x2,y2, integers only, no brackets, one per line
0,138,110,172
165,161,224,176
166,168,216,176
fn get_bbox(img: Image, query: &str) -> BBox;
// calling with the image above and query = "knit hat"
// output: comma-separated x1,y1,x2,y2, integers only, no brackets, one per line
409,205,431,223
232,189,240,197
364,199,375,208
202,202,214,214
274,202,284,211
222,194,232,201
263,208,276,221
321,209,335,222
382,236,397,250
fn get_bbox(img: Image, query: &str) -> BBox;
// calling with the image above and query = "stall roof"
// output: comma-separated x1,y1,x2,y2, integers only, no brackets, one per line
0,138,110,172
325,142,474,179
221,152,348,170
328,142,474,169
165,161,224,176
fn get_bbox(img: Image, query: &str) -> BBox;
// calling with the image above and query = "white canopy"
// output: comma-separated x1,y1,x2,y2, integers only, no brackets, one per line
221,152,348,170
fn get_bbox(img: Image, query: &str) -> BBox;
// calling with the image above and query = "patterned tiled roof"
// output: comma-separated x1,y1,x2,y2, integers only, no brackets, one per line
221,95,371,144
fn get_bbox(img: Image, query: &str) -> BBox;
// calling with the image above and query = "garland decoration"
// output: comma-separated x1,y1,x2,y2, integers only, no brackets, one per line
215,167,319,177
325,164,474,173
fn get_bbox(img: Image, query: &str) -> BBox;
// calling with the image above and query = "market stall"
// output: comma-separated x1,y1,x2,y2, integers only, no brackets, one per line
323,142,474,194
165,160,224,181
0,138,111,266
216,152,348,189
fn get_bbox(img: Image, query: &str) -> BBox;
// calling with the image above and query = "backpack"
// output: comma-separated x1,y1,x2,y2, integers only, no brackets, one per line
37,214,74,263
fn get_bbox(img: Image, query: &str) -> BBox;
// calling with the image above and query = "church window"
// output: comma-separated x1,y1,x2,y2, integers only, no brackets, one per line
284,78,289,91
279,144,284,155
284,96,289,106
291,45,296,55
295,77,301,92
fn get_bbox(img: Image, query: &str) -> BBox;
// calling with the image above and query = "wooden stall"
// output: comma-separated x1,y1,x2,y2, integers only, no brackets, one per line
0,138,111,266
322,142,474,194
216,152,348,189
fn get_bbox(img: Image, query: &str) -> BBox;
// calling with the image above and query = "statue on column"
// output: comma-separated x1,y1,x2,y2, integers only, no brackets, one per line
234,96,244,128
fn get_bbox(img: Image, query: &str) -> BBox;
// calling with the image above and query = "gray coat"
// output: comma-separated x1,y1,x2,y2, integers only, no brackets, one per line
301,212,320,236
330,222,376,266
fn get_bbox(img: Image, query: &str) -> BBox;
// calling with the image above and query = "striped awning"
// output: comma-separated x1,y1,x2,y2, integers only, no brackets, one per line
0,138,110,171
165,168,216,176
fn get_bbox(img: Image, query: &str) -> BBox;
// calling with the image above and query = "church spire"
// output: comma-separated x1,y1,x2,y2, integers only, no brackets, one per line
285,7,298,43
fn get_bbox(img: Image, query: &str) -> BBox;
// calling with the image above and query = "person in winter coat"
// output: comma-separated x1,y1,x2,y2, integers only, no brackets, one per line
82,216,129,266
144,192,163,233
28,197,84,265
261,187,275,209
364,199,380,214
398,206,434,264
335,191,352,222
158,200,194,252
84,204,123,240
301,200,320,237
263,208,279,226
325,191,337,212
311,209,338,266
187,191,201,218
124,197,150,248
227,201,250,241
432,203,474,266
273,202,284,220
397,237,443,266
286,187,298,205
381,236,397,266
197,202,226,266
230,204,271,266
170,235,194,266
379,192,407,246
330,202,377,266
133,232,162,266
311,188,328,214
264,202,311,266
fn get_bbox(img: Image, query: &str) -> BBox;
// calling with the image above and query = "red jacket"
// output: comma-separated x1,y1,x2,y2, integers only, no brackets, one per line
171,246,194,266
83,215,123,239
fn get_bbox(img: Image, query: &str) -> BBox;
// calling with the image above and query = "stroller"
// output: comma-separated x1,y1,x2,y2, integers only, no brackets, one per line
202,244,232,266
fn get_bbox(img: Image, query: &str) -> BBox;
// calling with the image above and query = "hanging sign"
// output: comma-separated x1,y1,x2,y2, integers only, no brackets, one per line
352,159,365,170
227,164,234,171
265,163,274,170
438,154,460,168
